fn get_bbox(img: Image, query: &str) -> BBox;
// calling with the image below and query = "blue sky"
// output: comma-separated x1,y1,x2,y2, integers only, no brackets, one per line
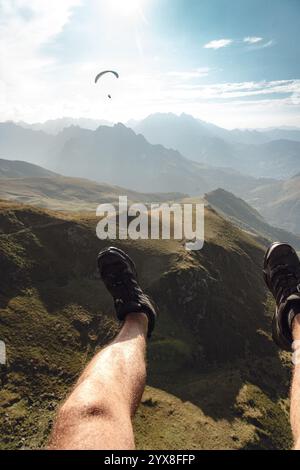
152,0,300,81
1,0,300,128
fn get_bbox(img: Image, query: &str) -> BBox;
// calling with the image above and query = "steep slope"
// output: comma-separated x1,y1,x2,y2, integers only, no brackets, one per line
204,188,300,249
247,174,300,235
46,126,93,164
0,200,292,450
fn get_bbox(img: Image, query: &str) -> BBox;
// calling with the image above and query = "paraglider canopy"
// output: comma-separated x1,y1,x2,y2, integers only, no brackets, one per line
94,70,119,83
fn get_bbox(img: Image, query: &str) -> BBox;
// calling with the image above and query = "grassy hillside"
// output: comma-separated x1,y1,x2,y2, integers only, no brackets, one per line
0,174,185,212
0,200,292,450
0,159,57,179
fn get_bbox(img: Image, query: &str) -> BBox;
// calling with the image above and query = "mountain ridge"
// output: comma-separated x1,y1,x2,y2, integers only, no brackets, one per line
17,117,113,135
52,123,271,195
135,113,300,178
2,116,300,180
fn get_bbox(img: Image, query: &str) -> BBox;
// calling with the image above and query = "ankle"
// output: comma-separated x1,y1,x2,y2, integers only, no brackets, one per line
124,312,149,334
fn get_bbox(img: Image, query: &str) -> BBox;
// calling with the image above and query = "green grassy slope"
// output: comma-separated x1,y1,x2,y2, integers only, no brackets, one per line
0,200,292,450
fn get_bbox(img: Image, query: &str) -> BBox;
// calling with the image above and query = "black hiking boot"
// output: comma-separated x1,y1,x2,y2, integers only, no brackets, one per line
263,242,300,350
97,247,157,337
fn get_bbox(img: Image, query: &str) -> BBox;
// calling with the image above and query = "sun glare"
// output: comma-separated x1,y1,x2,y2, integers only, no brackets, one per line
109,0,145,19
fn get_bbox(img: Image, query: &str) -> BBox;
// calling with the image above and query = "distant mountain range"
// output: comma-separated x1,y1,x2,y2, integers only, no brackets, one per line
230,127,300,145
133,113,300,145
1,116,299,234
51,123,267,195
134,113,300,178
2,115,300,180
17,117,112,134
14,115,300,144
0,122,94,167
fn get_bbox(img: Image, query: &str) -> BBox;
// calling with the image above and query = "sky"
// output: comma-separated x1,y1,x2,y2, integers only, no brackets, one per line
0,0,300,129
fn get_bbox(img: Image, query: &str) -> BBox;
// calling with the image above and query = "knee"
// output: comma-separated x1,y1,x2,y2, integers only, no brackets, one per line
58,398,114,424
58,376,118,424
48,399,114,448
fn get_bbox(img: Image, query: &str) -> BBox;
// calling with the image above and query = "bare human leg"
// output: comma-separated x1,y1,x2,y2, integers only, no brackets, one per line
48,312,148,450
291,314,300,449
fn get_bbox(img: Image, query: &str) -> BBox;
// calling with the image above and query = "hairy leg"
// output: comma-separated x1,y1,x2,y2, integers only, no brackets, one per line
48,312,148,450
291,313,300,449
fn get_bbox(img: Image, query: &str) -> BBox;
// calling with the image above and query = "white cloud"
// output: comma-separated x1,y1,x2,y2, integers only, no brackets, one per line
167,68,210,80
245,39,275,50
244,37,263,44
259,40,274,49
130,78,300,128
170,79,300,102
203,39,233,50
0,0,82,120
205,36,274,50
